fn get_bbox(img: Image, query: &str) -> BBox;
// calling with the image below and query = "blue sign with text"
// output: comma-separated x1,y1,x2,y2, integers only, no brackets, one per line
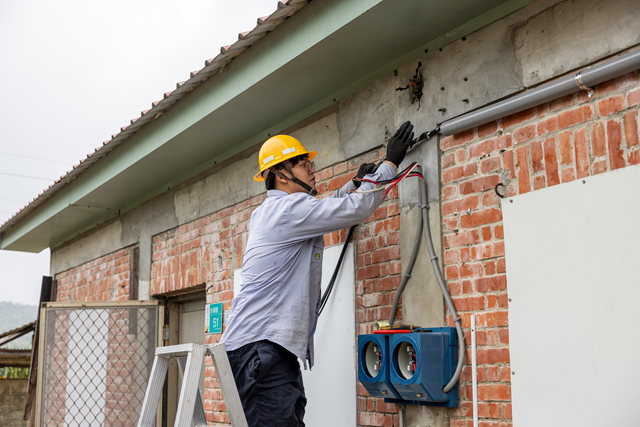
206,303,223,334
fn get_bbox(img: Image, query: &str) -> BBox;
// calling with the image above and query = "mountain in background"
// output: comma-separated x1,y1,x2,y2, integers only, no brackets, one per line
0,301,38,349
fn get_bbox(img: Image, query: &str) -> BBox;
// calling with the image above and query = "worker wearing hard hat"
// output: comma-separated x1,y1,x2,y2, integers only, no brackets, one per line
222,121,414,427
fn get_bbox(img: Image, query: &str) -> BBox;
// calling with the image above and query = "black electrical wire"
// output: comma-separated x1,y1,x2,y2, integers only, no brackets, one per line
318,224,356,316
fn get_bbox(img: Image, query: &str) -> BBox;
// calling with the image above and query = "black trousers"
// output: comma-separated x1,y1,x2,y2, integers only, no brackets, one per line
227,340,306,427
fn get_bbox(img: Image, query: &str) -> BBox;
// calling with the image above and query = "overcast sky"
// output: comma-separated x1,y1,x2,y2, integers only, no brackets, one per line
0,0,277,306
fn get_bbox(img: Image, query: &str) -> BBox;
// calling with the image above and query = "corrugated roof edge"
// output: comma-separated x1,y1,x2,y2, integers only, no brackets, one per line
0,0,308,235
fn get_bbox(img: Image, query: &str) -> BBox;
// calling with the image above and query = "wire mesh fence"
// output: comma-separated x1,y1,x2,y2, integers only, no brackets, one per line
40,303,159,427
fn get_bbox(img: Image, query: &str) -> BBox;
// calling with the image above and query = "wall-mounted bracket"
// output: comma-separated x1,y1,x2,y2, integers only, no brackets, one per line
574,70,595,98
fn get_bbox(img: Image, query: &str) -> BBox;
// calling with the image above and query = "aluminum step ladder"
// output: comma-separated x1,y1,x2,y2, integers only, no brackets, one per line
137,343,248,427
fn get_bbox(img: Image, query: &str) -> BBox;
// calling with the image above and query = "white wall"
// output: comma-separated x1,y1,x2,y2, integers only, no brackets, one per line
503,165,640,426
302,243,357,427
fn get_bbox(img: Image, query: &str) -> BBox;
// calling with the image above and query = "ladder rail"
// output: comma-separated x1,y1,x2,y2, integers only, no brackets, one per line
177,356,207,426
207,343,249,427
138,353,170,427
137,342,248,427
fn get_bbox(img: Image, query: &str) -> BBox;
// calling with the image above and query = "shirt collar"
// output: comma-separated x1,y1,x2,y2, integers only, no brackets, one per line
267,189,288,197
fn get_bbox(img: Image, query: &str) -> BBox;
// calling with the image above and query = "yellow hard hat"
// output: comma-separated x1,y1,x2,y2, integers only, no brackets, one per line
254,135,317,181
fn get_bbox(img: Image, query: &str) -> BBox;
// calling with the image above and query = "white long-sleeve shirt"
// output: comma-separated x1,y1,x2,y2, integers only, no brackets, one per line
221,163,396,368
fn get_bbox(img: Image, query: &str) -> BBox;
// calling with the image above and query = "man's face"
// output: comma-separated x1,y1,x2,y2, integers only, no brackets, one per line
290,157,316,193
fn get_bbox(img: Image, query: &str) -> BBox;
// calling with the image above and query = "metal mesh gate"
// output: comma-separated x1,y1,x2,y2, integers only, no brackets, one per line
37,302,160,427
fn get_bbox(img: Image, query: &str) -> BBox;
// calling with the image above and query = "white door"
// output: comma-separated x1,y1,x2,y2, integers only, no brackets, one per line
178,300,206,405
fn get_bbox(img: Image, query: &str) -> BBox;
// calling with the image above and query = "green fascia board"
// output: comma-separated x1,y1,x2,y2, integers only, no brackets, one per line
2,0,534,252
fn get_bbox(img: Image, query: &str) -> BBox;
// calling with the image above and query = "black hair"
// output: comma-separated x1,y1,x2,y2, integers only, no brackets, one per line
264,154,308,190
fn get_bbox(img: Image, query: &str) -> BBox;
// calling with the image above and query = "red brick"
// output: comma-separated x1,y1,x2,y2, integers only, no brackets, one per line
537,116,558,136
314,167,333,182
441,129,475,150
628,88,640,107
334,162,348,175
478,384,511,401
558,131,572,165
478,121,498,138
459,263,484,278
533,175,546,190
443,152,456,168
489,402,501,419
497,258,506,273
499,329,510,344
444,217,458,231
372,276,401,292
512,124,536,143
598,95,625,116
543,137,560,187
455,149,467,163
459,175,501,195
503,403,513,419
460,208,502,228
476,347,510,364
469,135,512,158
452,296,484,311
596,71,637,96
503,107,536,129
471,242,505,261
561,168,575,183
624,111,639,147
530,140,544,172
481,226,492,241
442,196,479,217
574,127,589,178
482,191,499,207
591,122,607,157
606,119,625,170
502,150,515,180
448,281,461,296
630,149,640,165
515,146,531,194
593,159,607,174
328,173,355,191
445,250,460,264
442,186,457,200
485,260,496,276
443,163,477,183
476,275,507,292
481,157,501,173
558,105,593,129
445,230,481,248
549,94,574,111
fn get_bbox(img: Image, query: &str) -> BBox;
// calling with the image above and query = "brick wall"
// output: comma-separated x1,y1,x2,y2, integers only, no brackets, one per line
55,246,134,302
441,71,640,427
50,246,137,426
151,195,261,425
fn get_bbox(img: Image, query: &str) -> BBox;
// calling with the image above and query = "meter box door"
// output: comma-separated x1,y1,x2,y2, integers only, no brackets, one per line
388,328,458,408
357,334,401,399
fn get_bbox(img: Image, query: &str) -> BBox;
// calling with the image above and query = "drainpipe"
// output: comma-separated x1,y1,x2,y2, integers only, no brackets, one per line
440,48,640,136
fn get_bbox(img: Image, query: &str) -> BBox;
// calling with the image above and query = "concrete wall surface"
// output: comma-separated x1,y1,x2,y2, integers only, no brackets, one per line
0,379,28,427
46,0,640,426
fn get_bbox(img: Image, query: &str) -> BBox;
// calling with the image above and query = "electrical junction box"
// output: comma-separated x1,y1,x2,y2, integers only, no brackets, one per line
357,334,402,399
357,328,458,408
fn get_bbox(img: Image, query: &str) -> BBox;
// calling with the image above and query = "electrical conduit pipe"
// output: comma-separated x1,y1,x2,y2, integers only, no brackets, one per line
440,48,640,136
388,166,464,394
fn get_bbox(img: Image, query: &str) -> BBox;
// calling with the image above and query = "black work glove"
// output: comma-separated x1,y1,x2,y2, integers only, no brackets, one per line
352,163,376,188
384,121,414,167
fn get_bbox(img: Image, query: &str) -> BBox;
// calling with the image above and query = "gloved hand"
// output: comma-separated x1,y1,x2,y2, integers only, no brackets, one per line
384,121,414,167
352,163,376,188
